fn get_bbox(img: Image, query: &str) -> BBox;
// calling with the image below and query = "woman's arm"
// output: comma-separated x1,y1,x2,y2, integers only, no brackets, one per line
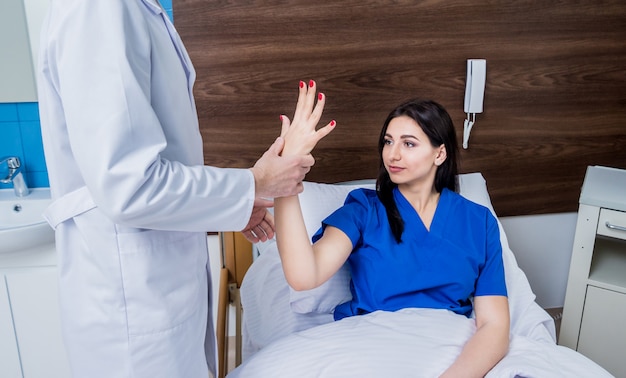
274,80,349,290
440,295,510,378
275,198,353,290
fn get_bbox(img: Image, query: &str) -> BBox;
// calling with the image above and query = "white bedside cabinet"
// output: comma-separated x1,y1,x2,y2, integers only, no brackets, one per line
560,165,626,377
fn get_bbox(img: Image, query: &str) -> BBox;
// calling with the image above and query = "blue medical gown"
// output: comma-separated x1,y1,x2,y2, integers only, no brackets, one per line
312,188,507,321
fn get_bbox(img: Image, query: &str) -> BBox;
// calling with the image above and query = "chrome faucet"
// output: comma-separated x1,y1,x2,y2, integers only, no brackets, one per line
0,157,30,197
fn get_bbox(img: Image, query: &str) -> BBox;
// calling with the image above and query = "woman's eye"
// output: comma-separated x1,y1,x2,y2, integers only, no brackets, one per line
404,141,415,148
384,139,393,145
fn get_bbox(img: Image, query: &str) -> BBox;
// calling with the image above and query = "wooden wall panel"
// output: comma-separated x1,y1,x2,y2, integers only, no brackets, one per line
174,0,626,216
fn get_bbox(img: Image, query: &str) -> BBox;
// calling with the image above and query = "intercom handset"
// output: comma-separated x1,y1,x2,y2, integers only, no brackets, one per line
463,59,486,149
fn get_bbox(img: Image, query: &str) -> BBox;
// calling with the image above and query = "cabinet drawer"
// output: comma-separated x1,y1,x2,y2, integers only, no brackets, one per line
598,208,626,241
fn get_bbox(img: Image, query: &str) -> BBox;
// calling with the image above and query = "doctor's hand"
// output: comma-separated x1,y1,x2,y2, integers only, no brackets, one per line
280,80,336,157
241,202,275,243
250,137,314,199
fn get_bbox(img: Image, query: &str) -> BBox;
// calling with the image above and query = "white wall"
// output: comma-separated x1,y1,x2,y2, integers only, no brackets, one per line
500,212,577,309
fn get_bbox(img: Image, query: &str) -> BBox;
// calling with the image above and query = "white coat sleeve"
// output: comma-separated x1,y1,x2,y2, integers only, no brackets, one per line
46,0,255,232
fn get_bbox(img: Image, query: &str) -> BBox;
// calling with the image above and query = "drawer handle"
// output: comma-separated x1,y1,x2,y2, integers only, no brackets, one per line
605,221,626,232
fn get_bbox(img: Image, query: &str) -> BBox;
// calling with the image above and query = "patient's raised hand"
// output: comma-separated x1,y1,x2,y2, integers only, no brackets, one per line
280,80,336,156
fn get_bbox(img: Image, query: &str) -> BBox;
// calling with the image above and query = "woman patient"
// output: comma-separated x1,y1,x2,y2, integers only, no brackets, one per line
276,82,510,377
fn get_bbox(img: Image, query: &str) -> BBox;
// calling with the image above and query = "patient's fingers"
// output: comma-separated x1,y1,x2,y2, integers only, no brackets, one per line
302,80,317,121
293,80,318,125
309,91,325,124
292,80,309,125
315,120,337,141
280,79,336,157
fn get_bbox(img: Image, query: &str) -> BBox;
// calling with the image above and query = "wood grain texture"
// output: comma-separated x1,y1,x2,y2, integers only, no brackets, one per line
174,0,626,216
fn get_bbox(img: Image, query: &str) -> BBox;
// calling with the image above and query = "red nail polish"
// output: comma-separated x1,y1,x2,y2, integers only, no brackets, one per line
299,81,305,88
309,80,315,88
280,115,284,121
330,120,336,127
318,93,323,101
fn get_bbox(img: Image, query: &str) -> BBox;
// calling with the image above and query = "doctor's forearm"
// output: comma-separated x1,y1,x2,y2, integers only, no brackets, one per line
94,164,255,232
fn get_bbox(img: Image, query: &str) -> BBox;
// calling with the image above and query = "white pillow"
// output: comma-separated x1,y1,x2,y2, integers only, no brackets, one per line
299,181,376,239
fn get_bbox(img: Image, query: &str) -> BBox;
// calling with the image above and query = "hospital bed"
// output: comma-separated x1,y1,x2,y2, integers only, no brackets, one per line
217,173,613,377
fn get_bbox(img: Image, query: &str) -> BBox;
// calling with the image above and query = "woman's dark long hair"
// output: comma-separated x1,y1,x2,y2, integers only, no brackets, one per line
376,99,459,243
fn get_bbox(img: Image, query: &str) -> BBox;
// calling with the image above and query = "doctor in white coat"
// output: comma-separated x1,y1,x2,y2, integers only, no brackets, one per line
36,0,332,377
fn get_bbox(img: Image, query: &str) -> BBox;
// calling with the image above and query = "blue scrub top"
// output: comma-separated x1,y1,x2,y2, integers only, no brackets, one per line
312,187,507,321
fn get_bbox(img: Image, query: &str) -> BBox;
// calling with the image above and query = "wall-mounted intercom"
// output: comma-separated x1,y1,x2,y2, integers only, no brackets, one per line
463,59,486,149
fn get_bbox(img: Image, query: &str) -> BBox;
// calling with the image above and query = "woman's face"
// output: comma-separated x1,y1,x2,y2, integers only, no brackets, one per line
382,115,445,189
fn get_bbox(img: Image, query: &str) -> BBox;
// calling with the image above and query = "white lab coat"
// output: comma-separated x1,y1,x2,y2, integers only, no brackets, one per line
37,1,255,376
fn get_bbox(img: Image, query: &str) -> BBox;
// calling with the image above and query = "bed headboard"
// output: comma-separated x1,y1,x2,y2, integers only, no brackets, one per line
174,0,626,217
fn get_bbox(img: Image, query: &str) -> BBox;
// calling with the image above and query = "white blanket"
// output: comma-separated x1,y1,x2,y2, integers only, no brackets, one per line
229,308,612,378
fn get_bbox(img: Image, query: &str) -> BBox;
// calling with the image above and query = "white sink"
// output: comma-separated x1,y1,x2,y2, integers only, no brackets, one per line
0,188,55,254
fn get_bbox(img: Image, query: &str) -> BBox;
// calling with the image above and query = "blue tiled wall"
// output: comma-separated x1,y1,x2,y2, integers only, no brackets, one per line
161,0,174,21
0,2,174,191
0,103,48,189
